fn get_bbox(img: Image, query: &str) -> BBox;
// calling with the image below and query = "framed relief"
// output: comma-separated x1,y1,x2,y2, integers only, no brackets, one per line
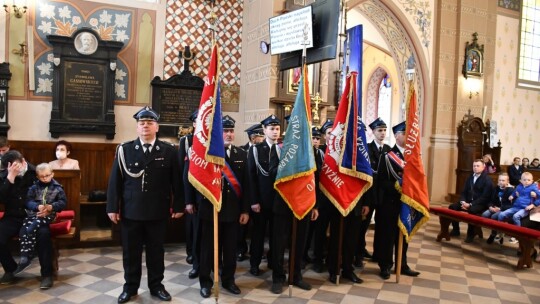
462,32,484,78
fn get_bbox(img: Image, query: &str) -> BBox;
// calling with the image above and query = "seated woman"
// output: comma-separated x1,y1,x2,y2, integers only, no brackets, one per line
522,157,530,170
482,153,497,173
530,158,540,169
49,140,80,170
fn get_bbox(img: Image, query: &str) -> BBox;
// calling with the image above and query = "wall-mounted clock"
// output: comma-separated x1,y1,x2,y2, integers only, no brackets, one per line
260,41,270,54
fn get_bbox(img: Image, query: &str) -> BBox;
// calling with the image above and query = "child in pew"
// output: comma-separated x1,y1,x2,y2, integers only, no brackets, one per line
497,172,540,229
14,163,66,277
482,173,514,244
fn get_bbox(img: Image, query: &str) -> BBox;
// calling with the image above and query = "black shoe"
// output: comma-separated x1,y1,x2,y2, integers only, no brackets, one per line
379,268,390,280
237,252,247,262
222,282,241,295
14,256,32,275
270,282,283,294
487,234,496,244
293,279,311,290
329,274,337,284
464,235,474,243
401,268,420,277
118,291,136,303
363,250,373,259
186,255,193,265
188,268,199,279
150,288,171,301
0,272,14,285
342,271,363,284
312,263,323,273
249,267,260,276
200,287,211,298
40,276,53,289
450,229,460,236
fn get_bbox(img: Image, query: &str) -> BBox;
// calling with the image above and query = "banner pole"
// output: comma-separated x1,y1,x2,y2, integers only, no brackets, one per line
288,217,298,297
213,207,219,301
336,216,344,285
396,230,403,283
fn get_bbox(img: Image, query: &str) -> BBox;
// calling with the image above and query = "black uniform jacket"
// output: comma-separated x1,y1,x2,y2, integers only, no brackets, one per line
376,145,404,204
0,164,37,218
247,141,278,211
185,145,249,222
359,141,391,209
107,138,183,221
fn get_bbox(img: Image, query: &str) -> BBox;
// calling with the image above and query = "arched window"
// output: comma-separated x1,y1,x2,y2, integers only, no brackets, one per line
518,0,540,89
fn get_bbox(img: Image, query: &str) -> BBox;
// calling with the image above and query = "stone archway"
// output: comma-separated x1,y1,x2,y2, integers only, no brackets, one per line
351,0,429,123
365,67,388,126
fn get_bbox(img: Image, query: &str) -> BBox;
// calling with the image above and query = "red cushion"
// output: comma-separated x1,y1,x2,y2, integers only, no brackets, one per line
56,210,75,221
50,220,72,237
0,211,3,219
430,206,540,240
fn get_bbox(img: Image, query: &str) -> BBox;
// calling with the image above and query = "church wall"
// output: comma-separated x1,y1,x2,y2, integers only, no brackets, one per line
492,14,540,164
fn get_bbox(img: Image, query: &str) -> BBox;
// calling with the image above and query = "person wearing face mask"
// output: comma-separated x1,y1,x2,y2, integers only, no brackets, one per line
49,140,80,170
0,151,47,286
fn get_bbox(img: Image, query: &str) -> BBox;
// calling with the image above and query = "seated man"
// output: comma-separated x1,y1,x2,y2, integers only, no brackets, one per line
0,151,56,289
449,159,494,243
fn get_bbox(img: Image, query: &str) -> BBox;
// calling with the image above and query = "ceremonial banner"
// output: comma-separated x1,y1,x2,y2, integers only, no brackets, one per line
320,72,372,216
274,64,317,220
398,84,430,242
188,44,225,211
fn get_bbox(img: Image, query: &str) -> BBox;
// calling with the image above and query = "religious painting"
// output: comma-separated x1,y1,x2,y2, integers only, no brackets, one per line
462,32,484,78
287,64,317,96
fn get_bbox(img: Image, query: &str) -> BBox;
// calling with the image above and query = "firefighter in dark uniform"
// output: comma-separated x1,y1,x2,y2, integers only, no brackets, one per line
237,123,264,261
312,119,334,273
373,121,420,280
302,127,324,265
240,124,264,152
185,115,249,298
355,118,390,267
247,115,281,277
267,117,318,294
107,106,184,303
178,110,197,266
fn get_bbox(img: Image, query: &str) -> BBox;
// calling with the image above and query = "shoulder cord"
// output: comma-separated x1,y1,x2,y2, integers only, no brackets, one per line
384,154,402,182
252,146,269,177
117,145,146,191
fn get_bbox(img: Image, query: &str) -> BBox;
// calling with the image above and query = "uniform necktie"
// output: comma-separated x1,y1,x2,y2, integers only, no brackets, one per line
270,144,279,170
143,143,151,157
379,146,383,153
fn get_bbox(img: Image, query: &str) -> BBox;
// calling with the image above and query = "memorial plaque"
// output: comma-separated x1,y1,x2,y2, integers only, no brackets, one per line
63,62,105,120
151,70,204,138
48,28,123,139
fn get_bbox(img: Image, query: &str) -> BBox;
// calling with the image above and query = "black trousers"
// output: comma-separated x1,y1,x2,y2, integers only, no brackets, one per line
448,202,486,237
326,208,361,275
190,210,201,272
271,210,309,283
184,213,194,257
199,219,238,288
312,199,331,265
356,207,375,259
373,198,401,270
0,216,53,276
121,218,166,294
249,208,273,269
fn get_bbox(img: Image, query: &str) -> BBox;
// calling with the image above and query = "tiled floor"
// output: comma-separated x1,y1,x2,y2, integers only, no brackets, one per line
1,212,540,303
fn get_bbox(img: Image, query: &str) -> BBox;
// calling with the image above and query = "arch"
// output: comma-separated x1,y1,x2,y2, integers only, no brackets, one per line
365,67,388,126
353,0,430,129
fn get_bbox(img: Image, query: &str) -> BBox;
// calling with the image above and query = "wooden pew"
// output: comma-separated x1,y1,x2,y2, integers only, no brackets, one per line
430,206,540,269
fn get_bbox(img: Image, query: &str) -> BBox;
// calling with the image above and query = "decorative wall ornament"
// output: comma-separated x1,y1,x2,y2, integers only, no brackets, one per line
462,32,484,79
397,0,432,48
